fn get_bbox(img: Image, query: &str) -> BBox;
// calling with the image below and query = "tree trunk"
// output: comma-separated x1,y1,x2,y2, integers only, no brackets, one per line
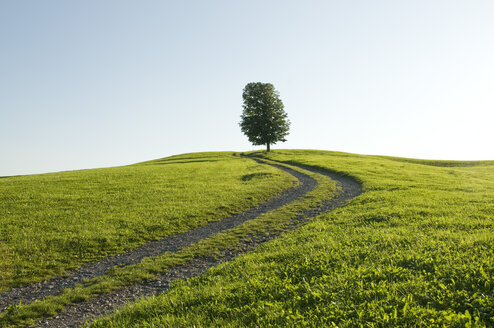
266,142,270,152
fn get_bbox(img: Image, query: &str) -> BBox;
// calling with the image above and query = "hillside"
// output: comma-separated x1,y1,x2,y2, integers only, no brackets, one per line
1,150,493,327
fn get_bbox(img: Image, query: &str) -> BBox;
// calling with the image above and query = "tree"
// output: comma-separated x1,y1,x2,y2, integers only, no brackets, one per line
239,82,290,152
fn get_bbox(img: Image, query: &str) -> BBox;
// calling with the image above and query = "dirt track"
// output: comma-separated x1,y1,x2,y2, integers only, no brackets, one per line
0,157,361,327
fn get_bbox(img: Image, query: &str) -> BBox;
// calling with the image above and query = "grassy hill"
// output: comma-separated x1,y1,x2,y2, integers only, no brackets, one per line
87,150,494,327
1,149,492,327
0,152,295,291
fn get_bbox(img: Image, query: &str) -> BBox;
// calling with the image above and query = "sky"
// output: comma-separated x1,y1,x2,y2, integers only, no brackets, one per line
1,0,493,176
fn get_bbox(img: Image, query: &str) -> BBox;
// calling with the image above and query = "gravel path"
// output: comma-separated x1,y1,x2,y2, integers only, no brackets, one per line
1,158,362,328
0,161,313,313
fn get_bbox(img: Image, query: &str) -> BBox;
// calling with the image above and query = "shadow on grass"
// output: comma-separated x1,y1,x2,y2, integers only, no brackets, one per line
241,172,273,181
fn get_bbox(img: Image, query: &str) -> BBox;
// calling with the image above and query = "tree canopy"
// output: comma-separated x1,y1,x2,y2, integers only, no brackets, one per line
239,82,290,152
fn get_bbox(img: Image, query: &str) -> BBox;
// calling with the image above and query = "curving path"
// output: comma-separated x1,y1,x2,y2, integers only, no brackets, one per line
0,158,361,327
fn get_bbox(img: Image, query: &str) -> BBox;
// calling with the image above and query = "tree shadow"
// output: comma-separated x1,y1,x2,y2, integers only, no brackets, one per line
241,172,272,181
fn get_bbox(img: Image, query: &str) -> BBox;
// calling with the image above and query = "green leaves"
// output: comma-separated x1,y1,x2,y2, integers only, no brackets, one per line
240,82,290,151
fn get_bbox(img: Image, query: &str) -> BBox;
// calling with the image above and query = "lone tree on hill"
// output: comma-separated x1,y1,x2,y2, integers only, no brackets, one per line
239,82,290,152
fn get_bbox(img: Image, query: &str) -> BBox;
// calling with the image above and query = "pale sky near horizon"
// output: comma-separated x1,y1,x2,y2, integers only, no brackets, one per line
1,1,493,176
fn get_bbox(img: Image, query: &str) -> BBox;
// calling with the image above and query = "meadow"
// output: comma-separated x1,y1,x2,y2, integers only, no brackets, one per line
0,152,295,291
88,150,494,327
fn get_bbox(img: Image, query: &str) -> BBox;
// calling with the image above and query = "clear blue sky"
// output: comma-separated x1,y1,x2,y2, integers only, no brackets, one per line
1,1,493,176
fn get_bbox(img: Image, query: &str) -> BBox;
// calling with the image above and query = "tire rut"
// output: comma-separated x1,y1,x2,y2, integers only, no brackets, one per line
2,159,362,328
0,162,314,313
34,160,361,328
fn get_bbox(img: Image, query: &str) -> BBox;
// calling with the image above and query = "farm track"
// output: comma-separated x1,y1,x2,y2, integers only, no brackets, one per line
1,158,362,327
0,162,310,313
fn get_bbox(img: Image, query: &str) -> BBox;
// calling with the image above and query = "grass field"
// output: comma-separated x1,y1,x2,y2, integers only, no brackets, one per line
0,152,295,291
88,150,494,327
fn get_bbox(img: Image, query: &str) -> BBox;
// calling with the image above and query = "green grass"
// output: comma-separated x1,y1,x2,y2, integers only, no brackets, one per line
88,150,494,328
0,152,295,291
